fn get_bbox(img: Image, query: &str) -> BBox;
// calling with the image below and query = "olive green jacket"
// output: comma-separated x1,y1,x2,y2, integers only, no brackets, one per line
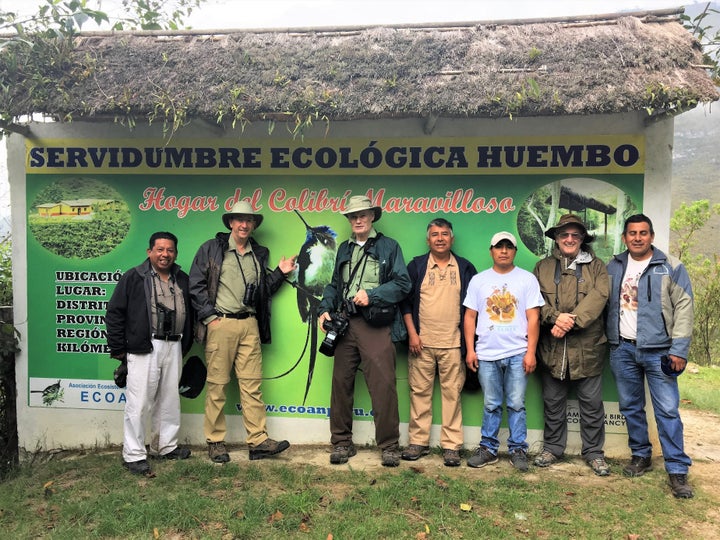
533,247,609,380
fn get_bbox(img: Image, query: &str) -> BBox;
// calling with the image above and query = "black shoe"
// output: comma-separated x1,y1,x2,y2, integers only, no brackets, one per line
123,459,151,475
330,443,357,464
443,449,461,467
623,455,652,477
467,446,498,468
208,441,230,463
510,449,529,472
401,444,430,461
158,447,191,460
249,438,290,460
668,474,694,499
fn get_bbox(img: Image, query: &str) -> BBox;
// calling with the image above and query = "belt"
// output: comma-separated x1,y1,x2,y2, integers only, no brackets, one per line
217,312,255,320
153,334,182,341
620,336,637,346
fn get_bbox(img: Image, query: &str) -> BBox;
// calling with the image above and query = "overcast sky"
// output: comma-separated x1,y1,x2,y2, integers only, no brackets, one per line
0,0,705,29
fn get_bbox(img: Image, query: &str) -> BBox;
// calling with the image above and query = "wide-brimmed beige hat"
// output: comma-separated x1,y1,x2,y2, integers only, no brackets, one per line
341,195,382,222
222,200,264,229
544,213,594,243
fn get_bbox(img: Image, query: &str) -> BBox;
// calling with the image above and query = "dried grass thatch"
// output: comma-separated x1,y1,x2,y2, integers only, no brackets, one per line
1,8,718,130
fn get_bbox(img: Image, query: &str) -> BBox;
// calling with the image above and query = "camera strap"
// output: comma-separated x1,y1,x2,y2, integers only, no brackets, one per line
233,249,259,290
341,235,379,304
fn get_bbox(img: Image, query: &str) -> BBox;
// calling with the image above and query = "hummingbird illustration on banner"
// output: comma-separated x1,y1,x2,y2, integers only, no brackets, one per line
293,210,337,404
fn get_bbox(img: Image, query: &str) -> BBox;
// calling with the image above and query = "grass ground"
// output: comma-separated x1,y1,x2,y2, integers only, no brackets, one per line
1,366,718,539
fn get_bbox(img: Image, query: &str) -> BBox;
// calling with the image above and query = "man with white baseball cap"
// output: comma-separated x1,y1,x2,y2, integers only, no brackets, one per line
463,231,544,471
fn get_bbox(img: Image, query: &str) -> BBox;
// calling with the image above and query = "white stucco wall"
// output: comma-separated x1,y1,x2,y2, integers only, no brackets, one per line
8,112,673,456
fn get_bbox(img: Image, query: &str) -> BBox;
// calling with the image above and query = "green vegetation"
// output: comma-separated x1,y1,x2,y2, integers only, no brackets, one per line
681,3,720,84
681,365,720,414
671,200,720,366
0,447,712,539
0,0,203,139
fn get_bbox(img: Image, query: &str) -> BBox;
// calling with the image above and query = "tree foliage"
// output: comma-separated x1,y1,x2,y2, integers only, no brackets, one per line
671,200,720,366
681,2,720,85
0,0,202,138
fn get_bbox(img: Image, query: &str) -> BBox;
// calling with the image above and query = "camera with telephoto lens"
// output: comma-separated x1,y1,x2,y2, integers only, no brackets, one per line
319,313,350,356
156,304,176,338
243,283,257,308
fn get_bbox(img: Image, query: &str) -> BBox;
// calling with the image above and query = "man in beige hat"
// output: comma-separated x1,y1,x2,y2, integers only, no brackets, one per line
318,195,411,467
189,200,297,463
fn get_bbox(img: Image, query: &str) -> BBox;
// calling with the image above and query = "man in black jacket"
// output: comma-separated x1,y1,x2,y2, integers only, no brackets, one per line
400,218,477,466
106,231,194,475
189,201,297,463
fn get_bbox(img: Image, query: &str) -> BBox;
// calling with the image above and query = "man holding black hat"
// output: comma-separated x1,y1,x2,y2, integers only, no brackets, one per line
533,214,610,476
189,201,297,463
606,213,694,498
106,231,194,475
463,231,543,471
318,195,411,467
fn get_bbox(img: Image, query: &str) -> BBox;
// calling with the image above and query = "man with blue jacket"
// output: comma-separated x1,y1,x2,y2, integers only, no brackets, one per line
606,214,694,498
400,218,476,466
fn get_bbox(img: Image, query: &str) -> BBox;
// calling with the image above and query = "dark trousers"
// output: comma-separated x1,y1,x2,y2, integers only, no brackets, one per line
330,316,400,450
540,368,606,460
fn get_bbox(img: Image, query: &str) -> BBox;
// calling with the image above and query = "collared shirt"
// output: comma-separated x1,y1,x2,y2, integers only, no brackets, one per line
215,236,258,315
342,228,380,297
419,253,461,348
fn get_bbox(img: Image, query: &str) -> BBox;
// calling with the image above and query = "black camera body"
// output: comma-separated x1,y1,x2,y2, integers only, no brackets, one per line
156,303,176,338
243,283,257,308
319,313,350,356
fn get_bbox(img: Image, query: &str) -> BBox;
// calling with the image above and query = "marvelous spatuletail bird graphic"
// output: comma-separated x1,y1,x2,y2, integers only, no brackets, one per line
293,210,337,404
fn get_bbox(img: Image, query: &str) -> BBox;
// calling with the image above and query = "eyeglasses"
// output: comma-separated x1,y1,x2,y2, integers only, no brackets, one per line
556,232,583,239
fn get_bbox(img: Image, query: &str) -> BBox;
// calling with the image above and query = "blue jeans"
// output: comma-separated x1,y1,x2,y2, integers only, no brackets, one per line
478,353,528,454
609,341,692,474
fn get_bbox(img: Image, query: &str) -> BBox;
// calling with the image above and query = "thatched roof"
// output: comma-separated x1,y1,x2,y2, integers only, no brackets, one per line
2,7,718,130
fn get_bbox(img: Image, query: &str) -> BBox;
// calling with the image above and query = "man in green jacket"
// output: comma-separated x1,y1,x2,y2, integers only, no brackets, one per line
532,214,610,476
318,195,411,467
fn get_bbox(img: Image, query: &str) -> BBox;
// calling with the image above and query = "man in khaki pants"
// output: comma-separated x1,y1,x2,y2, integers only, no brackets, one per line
189,201,296,463
400,218,476,466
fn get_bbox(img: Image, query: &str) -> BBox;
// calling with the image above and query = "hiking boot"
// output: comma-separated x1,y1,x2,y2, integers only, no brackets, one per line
401,444,430,461
123,459,151,475
249,438,290,460
330,443,357,464
623,455,652,477
158,447,191,460
668,474,694,499
381,447,401,467
588,457,610,477
533,450,560,468
510,449,529,472
467,446,498,468
443,449,461,467
208,441,230,463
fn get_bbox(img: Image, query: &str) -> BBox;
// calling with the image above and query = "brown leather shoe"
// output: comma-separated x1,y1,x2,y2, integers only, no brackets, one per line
443,449,461,467
249,438,290,460
401,444,430,461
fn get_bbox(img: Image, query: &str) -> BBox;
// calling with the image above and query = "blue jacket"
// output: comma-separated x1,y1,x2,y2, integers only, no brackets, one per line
400,251,476,356
319,231,411,342
606,247,693,359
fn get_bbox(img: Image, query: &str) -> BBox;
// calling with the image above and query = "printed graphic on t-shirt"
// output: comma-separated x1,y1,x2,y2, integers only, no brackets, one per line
620,274,639,313
485,284,517,323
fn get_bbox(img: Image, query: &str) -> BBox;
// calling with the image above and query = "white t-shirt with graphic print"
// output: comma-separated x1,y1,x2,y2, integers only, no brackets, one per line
463,266,544,361
619,256,651,340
